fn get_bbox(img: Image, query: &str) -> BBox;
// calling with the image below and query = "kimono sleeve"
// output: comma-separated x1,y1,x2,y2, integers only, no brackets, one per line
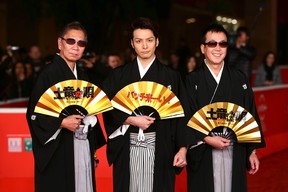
26,72,64,171
102,70,130,136
175,74,197,147
184,73,207,142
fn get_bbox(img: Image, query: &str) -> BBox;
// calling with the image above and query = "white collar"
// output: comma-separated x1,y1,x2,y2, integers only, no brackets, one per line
73,64,78,79
137,56,156,78
204,59,224,84
57,53,78,79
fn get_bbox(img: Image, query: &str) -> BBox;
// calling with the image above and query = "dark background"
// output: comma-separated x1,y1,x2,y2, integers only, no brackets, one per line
0,0,287,67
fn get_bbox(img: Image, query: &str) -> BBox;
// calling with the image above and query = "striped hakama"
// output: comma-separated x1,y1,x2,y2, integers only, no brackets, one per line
129,132,156,192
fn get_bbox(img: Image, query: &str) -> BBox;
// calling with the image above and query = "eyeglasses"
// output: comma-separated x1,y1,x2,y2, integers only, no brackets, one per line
60,37,87,47
203,41,228,48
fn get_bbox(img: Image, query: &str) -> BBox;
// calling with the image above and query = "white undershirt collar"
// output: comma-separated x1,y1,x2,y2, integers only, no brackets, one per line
204,59,224,84
137,56,156,78
73,64,78,79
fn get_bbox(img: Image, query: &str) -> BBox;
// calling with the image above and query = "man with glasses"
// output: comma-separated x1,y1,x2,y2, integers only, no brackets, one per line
185,23,265,192
26,21,106,192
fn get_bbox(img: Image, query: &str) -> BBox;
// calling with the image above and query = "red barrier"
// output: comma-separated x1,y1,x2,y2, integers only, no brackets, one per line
280,66,288,84
0,98,29,108
252,85,288,158
0,109,112,192
175,84,288,191
1,84,288,192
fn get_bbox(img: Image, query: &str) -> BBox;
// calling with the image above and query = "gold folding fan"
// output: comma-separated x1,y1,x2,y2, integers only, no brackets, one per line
34,80,113,117
187,102,261,143
111,81,184,119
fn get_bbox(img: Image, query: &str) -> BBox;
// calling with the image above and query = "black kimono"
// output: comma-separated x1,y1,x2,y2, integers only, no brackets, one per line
185,63,266,192
102,58,193,192
26,54,106,192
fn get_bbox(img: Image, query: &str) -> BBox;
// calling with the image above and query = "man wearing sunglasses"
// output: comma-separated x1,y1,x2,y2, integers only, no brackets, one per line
26,21,106,192
185,23,265,192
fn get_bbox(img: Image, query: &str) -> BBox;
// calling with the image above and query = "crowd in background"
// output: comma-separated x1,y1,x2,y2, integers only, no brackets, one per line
0,45,126,101
0,45,46,101
0,43,196,101
0,27,284,102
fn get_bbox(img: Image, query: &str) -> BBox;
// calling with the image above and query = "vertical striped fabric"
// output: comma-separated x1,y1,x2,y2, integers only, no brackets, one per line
129,132,156,192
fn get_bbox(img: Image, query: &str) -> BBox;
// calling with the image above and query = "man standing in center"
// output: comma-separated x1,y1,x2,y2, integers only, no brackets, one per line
102,17,191,192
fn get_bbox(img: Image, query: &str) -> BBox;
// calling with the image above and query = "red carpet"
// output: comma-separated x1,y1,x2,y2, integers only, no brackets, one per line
0,150,287,192
247,149,288,192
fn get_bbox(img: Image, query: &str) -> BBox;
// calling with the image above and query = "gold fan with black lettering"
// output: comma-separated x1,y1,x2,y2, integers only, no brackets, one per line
34,80,113,117
111,81,184,119
187,102,261,143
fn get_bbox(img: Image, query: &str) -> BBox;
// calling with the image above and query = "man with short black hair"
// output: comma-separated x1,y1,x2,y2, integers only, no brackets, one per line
185,23,265,192
103,17,191,192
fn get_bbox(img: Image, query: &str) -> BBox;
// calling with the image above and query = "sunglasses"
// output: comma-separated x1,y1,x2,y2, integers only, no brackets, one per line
203,41,228,48
60,37,87,47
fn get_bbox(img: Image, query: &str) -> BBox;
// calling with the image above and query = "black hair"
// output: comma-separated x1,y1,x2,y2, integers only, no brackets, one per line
236,26,250,37
262,51,276,66
59,21,87,40
200,23,229,44
107,52,120,58
130,17,159,40
11,60,26,78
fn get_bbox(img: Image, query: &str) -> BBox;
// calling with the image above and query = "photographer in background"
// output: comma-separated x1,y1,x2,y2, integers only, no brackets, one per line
226,27,256,82
0,45,22,100
26,45,45,75
78,50,111,88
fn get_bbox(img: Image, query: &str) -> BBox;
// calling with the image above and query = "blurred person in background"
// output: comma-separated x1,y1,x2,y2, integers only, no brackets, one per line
156,50,168,65
0,54,12,100
123,47,136,65
186,55,197,74
24,62,37,88
107,52,123,69
79,50,111,88
0,45,20,75
254,51,282,86
0,46,24,100
176,38,191,78
3,61,30,100
227,27,256,82
168,51,180,71
27,45,45,74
